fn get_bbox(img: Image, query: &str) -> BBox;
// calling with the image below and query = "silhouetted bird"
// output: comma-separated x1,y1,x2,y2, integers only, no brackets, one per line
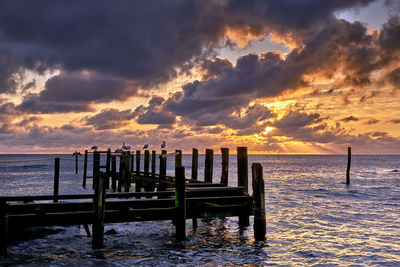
91,146,98,151
143,144,149,149
122,142,131,150
161,141,166,148
115,148,124,153
72,151,81,156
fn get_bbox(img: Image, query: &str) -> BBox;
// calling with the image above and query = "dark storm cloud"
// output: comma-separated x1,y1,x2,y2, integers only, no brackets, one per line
135,97,176,125
0,0,374,101
84,108,135,130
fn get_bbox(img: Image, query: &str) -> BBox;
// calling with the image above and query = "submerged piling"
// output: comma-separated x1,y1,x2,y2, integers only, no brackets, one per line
346,147,351,185
175,166,186,241
237,147,249,227
252,163,266,241
204,149,213,183
54,158,60,203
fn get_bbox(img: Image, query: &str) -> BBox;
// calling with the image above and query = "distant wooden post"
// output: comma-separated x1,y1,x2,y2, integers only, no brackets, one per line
175,166,186,241
92,172,106,249
117,153,123,192
252,163,266,241
346,147,351,185
159,150,167,191
93,151,100,190
105,149,111,189
220,148,229,186
0,200,8,256
83,150,88,188
237,147,249,227
111,155,117,191
191,148,198,181
151,150,156,178
136,150,141,175
204,149,213,183
74,152,80,174
144,150,150,177
54,158,60,203
123,153,131,192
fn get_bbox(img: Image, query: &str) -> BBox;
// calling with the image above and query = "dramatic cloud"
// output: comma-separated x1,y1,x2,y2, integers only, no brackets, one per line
84,108,135,130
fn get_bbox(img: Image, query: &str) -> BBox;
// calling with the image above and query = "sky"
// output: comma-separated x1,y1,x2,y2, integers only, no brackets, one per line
0,0,399,154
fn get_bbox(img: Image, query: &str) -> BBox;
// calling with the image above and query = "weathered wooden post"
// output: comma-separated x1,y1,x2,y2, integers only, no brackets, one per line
346,147,351,185
82,150,88,188
159,150,167,191
136,150,141,175
73,151,80,174
0,199,8,256
191,148,198,181
54,158,60,203
123,153,131,192
144,150,150,177
118,153,123,192
92,172,106,249
175,150,182,178
105,148,111,189
220,148,229,186
237,147,249,227
175,166,186,241
252,163,266,241
204,149,213,183
130,152,134,172
93,151,100,190
151,150,156,178
111,155,117,191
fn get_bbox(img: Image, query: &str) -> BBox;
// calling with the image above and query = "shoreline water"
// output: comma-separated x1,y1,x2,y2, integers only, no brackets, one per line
1,154,399,265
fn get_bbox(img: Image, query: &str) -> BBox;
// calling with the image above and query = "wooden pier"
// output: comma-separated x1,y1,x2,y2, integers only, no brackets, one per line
0,147,266,256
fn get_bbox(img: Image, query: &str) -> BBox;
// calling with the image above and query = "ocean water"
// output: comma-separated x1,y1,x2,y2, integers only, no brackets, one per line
0,154,399,266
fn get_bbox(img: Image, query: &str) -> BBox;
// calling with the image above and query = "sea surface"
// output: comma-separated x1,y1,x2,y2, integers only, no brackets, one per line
0,154,399,266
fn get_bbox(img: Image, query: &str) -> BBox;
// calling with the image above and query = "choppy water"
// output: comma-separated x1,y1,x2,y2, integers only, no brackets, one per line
1,154,400,265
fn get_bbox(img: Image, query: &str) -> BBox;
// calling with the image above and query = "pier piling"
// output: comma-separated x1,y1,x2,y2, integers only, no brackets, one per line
252,163,266,241
175,166,186,241
54,158,60,203
191,148,198,181
205,149,214,183
220,148,229,186
83,150,88,188
159,150,167,191
92,172,106,249
93,152,100,190
346,147,351,185
237,147,250,227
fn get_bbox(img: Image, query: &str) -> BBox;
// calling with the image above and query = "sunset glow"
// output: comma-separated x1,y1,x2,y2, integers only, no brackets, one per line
0,0,399,154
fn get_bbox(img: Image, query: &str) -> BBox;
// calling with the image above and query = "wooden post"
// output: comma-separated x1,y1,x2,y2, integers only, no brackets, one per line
111,155,117,191
83,150,88,188
92,172,106,249
204,149,213,183
220,148,229,186
175,166,186,241
136,150,141,175
159,150,167,191
237,147,249,227
54,158,60,203
191,148,198,230
118,153,123,192
105,149,111,189
74,153,79,174
252,163,266,241
151,150,156,178
175,150,182,168
144,150,150,177
93,151,100,189
0,200,8,256
130,152,134,172
123,153,131,192
346,147,351,185
191,148,198,181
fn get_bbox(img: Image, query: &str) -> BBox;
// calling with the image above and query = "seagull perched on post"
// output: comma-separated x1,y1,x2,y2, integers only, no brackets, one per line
115,148,124,153
161,141,166,149
91,145,98,151
122,142,131,151
72,151,81,156
143,144,149,149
